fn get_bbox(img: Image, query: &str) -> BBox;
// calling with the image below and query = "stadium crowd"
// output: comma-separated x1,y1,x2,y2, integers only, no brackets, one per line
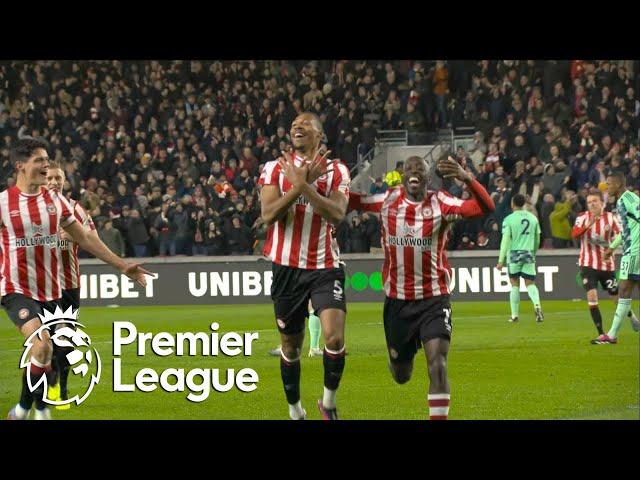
0,60,638,257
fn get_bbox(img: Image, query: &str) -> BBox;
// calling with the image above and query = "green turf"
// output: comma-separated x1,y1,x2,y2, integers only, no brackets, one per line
1,300,638,420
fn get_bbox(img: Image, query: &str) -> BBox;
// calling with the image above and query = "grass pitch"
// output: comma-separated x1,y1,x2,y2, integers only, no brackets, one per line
1,300,638,420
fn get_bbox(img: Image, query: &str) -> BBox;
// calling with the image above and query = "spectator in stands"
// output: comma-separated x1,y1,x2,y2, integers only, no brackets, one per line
361,212,381,251
384,161,403,187
98,219,125,258
127,209,150,257
369,176,387,194
348,215,369,253
433,61,449,128
204,222,227,256
226,215,253,255
153,203,173,256
549,189,578,248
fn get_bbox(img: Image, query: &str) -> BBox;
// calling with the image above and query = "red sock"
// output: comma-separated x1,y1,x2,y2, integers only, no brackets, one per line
428,393,450,420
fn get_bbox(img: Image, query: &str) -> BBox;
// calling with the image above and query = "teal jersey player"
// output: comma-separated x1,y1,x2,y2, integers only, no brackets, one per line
615,190,640,266
496,194,544,323
592,172,640,345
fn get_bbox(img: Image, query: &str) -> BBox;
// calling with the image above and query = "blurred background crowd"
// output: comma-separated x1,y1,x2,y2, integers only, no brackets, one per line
0,60,637,257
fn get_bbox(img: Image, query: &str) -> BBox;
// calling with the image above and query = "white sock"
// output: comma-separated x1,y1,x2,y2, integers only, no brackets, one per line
14,403,29,419
33,408,51,420
323,387,337,409
288,401,305,420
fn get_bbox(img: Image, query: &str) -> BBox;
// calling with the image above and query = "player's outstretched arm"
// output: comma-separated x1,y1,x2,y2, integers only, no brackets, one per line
63,221,154,287
437,156,495,217
347,192,386,213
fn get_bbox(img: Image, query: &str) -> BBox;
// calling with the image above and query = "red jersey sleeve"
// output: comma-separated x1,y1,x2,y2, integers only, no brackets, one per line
55,192,77,228
330,161,351,196
258,160,280,187
572,212,590,238
348,192,387,213
75,203,96,231
437,179,495,221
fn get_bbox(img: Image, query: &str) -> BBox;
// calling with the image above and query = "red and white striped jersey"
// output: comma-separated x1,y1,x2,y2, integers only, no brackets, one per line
572,211,620,271
350,180,494,300
258,155,350,269
0,186,76,302
59,199,96,291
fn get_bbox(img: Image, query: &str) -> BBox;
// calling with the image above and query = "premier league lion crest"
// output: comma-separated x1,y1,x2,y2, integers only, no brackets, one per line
20,305,101,407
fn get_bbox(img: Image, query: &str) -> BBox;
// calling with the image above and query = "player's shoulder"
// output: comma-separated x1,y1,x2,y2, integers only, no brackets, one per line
435,188,462,204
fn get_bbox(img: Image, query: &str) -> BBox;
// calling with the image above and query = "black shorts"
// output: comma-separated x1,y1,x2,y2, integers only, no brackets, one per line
580,267,618,295
60,288,81,313
271,263,346,335
1,293,61,328
383,295,452,364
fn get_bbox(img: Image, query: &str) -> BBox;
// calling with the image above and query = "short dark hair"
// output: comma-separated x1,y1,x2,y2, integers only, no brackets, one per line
607,171,626,186
10,137,49,165
587,191,603,201
512,193,526,207
396,161,404,168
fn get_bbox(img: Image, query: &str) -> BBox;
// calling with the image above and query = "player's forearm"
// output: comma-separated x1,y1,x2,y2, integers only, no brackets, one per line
498,235,510,263
609,234,622,250
571,225,589,239
466,177,495,214
261,187,301,225
299,183,346,224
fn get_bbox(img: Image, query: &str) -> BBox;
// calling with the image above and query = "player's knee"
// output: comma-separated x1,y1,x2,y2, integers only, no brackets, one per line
586,290,598,303
32,338,52,362
323,333,344,352
428,356,447,382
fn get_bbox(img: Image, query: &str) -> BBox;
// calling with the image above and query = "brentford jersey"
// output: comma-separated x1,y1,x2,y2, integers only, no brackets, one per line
573,211,620,271
0,186,76,301
350,180,494,300
258,155,350,269
59,199,96,291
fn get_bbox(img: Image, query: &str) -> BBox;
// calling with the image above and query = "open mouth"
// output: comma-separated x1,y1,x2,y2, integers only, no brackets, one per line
293,131,306,139
408,176,421,187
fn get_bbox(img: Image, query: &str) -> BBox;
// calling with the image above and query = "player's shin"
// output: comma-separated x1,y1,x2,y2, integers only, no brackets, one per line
29,358,52,411
322,345,346,409
19,370,34,411
308,314,321,351
280,352,304,419
510,286,520,319
588,302,604,335
608,298,632,339
526,284,541,309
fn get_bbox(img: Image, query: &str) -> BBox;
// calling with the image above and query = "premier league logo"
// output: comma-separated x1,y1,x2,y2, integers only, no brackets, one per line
20,306,101,407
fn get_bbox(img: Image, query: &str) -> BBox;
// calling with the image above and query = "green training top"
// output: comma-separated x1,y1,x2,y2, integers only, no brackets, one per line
616,190,640,257
499,209,541,264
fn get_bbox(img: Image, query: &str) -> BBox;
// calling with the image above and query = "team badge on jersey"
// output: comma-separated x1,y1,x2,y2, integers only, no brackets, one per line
46,204,57,215
423,207,433,217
